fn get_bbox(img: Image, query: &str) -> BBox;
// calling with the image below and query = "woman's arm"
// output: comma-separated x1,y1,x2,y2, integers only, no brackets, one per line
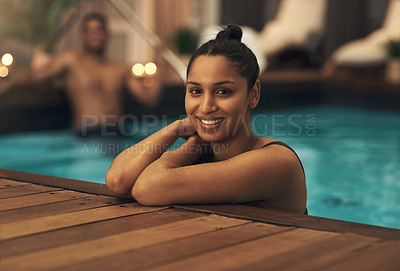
105,118,195,198
132,143,306,213
154,135,209,168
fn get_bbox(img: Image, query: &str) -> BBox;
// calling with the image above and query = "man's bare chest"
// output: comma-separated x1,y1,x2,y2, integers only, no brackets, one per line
69,62,124,91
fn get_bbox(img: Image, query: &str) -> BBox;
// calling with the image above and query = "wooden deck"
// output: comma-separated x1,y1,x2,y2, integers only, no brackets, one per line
1,168,399,271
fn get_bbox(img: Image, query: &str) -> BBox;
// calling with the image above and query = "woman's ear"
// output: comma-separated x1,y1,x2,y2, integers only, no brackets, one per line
249,79,260,109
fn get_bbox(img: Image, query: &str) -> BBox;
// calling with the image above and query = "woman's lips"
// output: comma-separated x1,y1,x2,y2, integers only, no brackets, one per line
196,117,225,130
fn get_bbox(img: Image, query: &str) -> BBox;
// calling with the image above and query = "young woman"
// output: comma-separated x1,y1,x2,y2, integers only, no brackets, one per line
106,25,307,214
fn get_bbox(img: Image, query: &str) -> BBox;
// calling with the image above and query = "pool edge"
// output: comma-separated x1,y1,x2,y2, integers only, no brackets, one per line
0,168,115,197
1,168,400,241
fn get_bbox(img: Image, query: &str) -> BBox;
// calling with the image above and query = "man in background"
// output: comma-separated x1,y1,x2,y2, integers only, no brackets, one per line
1,12,162,135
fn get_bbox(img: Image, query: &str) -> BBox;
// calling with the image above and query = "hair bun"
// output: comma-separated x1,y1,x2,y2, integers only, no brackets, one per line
216,24,243,42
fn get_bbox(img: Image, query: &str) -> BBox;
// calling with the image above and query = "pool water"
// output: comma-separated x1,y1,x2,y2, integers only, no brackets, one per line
1,105,399,229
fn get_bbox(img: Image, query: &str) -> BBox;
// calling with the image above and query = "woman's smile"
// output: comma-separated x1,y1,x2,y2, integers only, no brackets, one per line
196,116,226,130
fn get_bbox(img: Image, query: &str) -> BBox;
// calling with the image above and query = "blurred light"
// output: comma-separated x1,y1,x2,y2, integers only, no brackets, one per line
1,53,13,66
144,62,157,75
0,66,9,77
132,63,144,77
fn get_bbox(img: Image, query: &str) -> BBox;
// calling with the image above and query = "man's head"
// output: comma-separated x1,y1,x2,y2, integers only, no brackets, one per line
81,13,108,54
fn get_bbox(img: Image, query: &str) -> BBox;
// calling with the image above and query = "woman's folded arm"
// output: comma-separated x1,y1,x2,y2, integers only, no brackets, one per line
132,143,305,213
106,119,194,197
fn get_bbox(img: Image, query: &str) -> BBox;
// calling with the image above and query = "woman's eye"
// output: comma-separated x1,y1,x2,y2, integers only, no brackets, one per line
189,89,201,95
216,89,230,95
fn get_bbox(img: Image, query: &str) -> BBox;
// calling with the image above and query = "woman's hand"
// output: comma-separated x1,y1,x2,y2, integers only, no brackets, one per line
106,118,186,197
178,119,211,160
178,117,196,140
185,134,210,155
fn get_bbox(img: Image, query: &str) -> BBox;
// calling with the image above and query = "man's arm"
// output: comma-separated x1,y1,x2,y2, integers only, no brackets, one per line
0,51,72,96
32,51,72,83
124,66,163,108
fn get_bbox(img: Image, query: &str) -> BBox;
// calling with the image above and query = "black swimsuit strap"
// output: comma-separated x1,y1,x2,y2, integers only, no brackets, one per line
261,141,307,215
260,141,305,176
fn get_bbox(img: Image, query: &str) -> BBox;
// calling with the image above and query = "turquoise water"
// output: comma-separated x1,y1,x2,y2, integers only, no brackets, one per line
1,105,399,229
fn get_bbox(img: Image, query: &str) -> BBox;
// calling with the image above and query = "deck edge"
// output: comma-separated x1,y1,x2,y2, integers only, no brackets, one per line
172,204,400,241
0,168,116,197
2,168,399,240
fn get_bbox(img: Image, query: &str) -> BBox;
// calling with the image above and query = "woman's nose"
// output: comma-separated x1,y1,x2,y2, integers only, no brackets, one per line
199,94,217,114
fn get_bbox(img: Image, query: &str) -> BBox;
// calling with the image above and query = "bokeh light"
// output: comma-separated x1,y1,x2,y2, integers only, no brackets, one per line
0,66,9,78
144,62,157,75
1,53,13,66
132,63,145,77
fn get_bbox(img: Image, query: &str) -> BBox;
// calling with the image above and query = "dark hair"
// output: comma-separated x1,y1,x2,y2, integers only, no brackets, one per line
81,12,107,32
186,24,260,91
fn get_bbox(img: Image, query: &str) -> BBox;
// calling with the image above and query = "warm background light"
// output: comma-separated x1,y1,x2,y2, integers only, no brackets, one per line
144,62,157,75
0,66,9,78
132,63,145,76
1,53,13,66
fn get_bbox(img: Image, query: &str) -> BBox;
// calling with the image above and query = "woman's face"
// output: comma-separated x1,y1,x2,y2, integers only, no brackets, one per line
185,55,253,143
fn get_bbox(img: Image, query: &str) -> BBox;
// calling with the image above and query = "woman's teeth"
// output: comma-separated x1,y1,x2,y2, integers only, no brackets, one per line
200,119,223,125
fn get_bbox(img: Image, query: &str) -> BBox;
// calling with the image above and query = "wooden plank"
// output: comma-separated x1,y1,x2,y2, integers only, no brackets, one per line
59,222,291,271
174,204,400,240
0,195,132,224
3,169,400,240
232,232,380,271
0,202,167,240
0,168,114,196
146,228,339,271
0,208,204,259
0,178,31,188
0,190,91,212
323,241,400,271
0,214,247,271
0,184,62,199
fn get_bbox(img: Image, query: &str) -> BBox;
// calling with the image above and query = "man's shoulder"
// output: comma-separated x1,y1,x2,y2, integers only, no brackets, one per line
108,61,129,69
107,62,131,75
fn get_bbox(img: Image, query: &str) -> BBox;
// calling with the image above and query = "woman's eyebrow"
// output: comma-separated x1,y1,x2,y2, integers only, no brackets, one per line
186,81,234,86
215,81,234,85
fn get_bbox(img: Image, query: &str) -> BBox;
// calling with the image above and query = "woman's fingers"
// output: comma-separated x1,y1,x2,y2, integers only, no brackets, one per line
185,134,210,154
179,117,196,138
